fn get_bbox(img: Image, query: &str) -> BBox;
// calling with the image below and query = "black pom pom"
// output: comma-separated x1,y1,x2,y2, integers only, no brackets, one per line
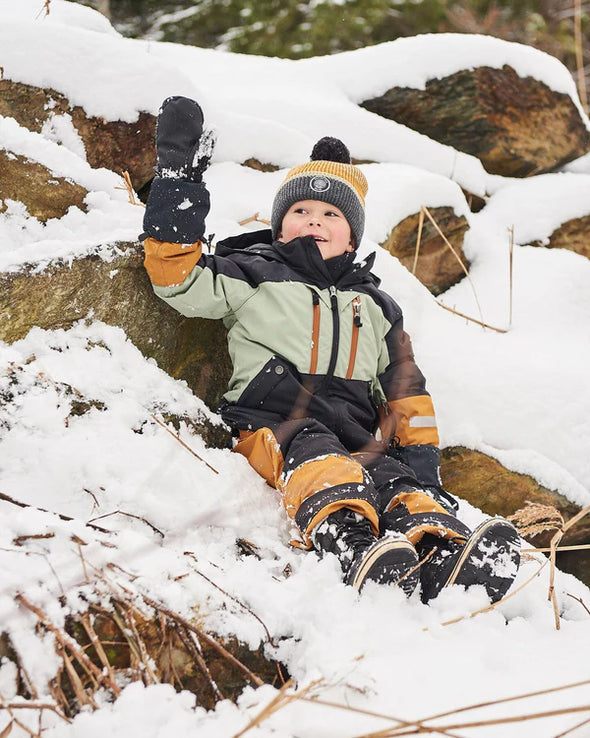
310,137,351,164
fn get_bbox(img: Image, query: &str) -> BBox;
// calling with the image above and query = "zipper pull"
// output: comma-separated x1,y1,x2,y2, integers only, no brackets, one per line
329,285,338,306
353,298,362,327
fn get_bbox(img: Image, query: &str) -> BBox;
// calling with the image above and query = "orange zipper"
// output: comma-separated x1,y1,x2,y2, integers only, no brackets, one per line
346,296,362,379
309,291,321,374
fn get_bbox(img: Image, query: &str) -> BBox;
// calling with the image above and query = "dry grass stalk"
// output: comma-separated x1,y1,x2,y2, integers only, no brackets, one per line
522,543,590,553
434,300,508,334
150,414,219,474
140,594,265,688
411,207,425,275
508,501,564,539
366,703,590,736
421,206,485,324
554,713,590,737
567,593,590,615
88,509,164,538
422,557,549,632
574,0,589,113
508,224,514,328
115,171,145,208
36,1,51,20
238,212,271,227
175,625,225,701
0,491,111,535
549,503,590,630
185,555,277,647
79,613,120,695
232,678,322,738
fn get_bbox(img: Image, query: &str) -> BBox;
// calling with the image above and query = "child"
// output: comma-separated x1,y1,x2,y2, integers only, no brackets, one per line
141,96,521,600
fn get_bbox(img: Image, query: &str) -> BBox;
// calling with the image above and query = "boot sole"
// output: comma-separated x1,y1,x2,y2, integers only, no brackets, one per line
349,538,419,595
444,517,521,602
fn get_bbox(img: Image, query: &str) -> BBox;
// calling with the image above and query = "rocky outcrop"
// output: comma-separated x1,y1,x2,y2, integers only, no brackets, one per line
0,245,232,416
529,214,590,259
361,65,590,177
380,206,470,295
0,148,88,221
0,79,156,190
441,446,590,585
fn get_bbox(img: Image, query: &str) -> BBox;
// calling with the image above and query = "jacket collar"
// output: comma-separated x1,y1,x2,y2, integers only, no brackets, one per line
215,228,379,289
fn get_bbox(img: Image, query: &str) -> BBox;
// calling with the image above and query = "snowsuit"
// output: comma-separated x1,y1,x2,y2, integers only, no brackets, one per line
143,225,460,547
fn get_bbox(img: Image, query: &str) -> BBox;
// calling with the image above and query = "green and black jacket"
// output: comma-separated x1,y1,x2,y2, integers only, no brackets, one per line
143,228,440,469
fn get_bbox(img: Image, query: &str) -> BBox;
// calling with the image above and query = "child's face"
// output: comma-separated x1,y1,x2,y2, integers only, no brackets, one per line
278,200,353,260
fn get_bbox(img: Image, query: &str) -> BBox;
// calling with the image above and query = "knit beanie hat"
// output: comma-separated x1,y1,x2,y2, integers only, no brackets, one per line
271,137,368,248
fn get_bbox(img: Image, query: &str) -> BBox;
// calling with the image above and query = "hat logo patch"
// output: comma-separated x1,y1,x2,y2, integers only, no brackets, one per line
309,176,330,193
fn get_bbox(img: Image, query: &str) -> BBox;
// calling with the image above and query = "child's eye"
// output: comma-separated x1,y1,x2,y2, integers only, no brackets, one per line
325,210,340,217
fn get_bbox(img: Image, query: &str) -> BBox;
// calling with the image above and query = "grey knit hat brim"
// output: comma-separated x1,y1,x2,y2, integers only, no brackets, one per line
270,145,368,249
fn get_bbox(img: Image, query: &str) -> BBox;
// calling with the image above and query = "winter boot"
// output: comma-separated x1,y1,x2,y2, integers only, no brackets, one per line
312,508,419,595
418,517,521,604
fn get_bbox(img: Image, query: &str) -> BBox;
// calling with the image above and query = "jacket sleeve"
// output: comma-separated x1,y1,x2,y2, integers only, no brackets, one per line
141,176,254,319
375,293,439,450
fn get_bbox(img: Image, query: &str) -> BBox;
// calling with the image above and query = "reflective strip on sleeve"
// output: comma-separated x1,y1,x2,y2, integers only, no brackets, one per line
409,416,437,428
386,395,440,446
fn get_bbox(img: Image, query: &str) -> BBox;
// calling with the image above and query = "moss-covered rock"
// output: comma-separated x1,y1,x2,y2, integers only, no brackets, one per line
0,79,156,190
361,66,590,177
380,206,470,295
0,149,88,221
528,214,590,259
0,244,232,421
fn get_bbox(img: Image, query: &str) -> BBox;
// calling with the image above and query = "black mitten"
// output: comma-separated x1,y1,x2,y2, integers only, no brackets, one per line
155,96,215,181
142,96,215,243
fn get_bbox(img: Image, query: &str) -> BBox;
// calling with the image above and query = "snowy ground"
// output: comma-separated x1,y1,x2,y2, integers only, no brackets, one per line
1,2,590,736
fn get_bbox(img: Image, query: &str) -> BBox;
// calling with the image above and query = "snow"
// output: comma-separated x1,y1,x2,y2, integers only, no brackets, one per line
1,2,590,737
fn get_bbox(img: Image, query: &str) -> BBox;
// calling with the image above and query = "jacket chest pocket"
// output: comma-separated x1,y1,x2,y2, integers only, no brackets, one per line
308,290,365,379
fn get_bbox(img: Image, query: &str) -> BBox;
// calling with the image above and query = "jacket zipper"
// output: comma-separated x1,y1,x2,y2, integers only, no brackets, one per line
325,285,340,386
309,290,321,374
346,296,362,379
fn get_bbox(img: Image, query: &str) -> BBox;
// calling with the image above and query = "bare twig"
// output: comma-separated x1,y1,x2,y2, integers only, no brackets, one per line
185,554,277,647
115,171,145,208
12,533,55,546
88,510,164,538
238,212,271,227
175,625,225,701
423,558,548,631
434,299,508,333
508,224,514,328
232,679,322,738
574,0,589,113
422,206,484,325
567,593,590,616
521,543,590,553
141,595,264,688
411,207,425,276
150,415,219,475
0,492,111,534
79,613,121,696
